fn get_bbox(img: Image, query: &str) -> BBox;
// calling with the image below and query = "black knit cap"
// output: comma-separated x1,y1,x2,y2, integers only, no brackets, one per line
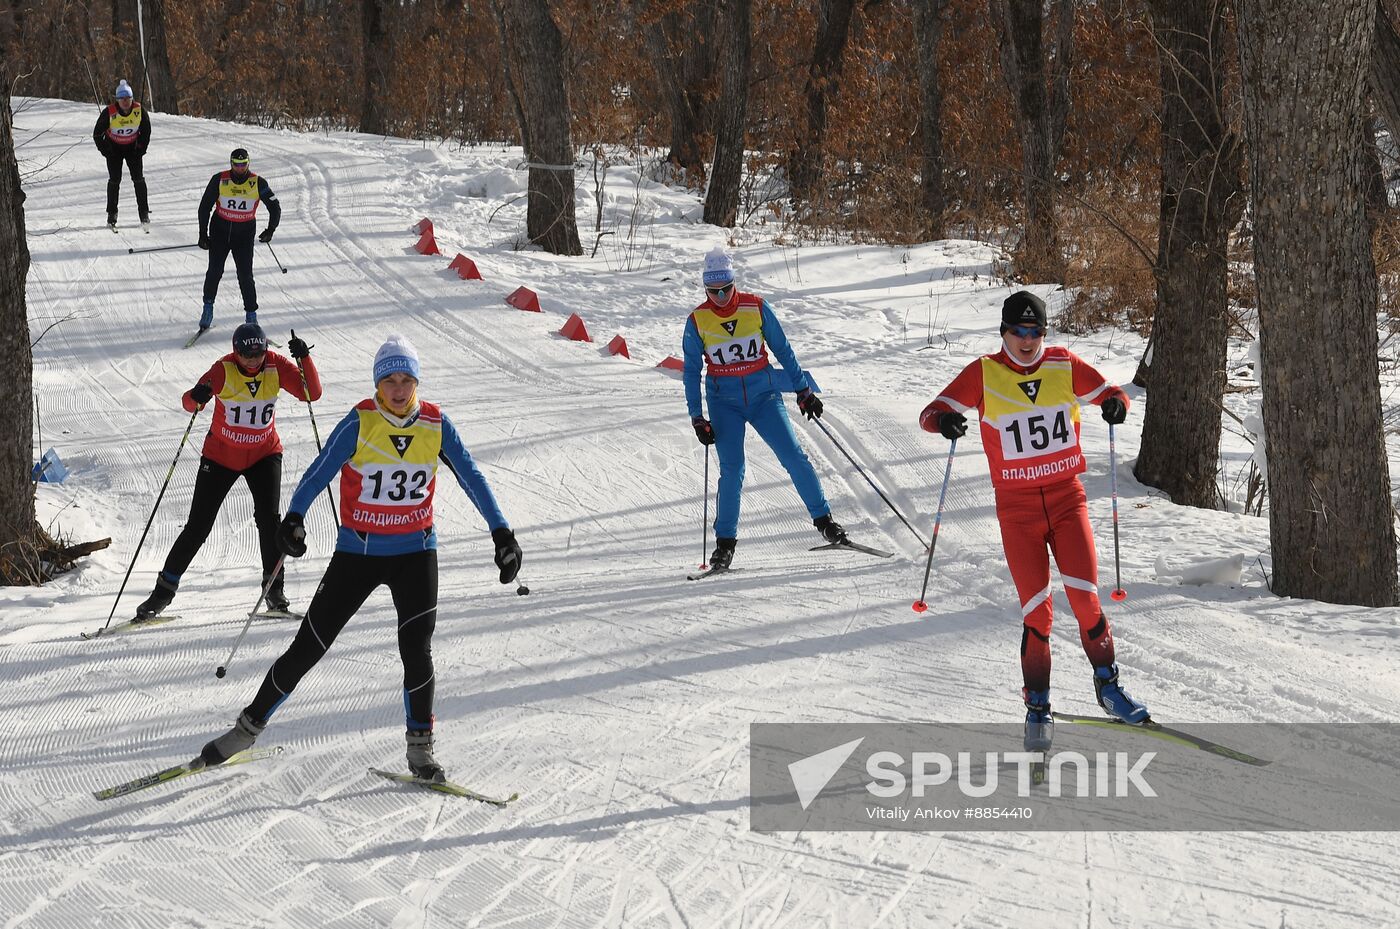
1000,291,1047,331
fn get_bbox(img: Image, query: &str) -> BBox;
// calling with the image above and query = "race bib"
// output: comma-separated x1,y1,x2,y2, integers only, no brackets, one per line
223,399,275,430
705,336,764,367
356,463,433,506
995,406,1074,461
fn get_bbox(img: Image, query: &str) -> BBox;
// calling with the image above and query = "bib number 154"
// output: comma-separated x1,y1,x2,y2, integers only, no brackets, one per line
1000,409,1072,460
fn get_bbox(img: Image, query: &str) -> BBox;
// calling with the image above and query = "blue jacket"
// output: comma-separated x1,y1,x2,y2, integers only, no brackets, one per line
288,404,508,556
683,298,811,418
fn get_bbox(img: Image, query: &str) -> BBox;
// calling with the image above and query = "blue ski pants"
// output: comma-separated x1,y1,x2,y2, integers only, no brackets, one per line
711,387,829,538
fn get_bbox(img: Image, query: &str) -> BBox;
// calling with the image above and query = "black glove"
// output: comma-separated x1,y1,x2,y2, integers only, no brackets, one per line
287,336,311,360
939,411,968,440
692,417,715,446
259,228,274,244
190,382,214,406
198,231,210,250
1101,396,1127,425
276,512,307,558
492,527,522,584
796,388,823,420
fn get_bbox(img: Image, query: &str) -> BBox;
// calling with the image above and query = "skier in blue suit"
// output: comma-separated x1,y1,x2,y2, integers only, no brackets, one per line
683,248,847,570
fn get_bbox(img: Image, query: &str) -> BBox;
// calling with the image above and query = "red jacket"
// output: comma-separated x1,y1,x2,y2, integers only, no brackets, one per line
920,344,1128,491
183,352,322,471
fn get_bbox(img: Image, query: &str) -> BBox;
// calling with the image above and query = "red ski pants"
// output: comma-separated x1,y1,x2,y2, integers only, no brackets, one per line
995,477,1115,693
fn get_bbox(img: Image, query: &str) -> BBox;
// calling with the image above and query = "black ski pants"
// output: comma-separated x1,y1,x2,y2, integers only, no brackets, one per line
160,453,282,582
244,550,440,729
203,217,258,312
105,148,149,219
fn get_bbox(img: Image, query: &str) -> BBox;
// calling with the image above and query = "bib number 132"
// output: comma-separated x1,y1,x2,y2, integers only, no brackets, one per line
1001,409,1072,459
360,465,430,504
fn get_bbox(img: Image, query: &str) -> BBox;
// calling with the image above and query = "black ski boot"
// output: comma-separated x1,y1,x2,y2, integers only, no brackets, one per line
263,572,290,613
709,537,737,571
200,712,266,767
407,730,445,783
814,515,849,545
135,575,178,619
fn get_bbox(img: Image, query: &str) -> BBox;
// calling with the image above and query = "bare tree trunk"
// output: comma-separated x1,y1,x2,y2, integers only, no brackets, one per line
1371,0,1400,146
361,0,393,135
142,0,178,113
1135,0,1243,509
1237,0,1398,606
493,0,582,255
1361,110,1389,214
639,0,717,184
912,0,949,239
0,87,37,584
704,0,751,227
989,0,1072,279
789,0,857,204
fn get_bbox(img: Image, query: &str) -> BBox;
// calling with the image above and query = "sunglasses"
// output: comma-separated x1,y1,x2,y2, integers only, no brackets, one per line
706,283,734,298
1008,324,1045,339
237,346,266,359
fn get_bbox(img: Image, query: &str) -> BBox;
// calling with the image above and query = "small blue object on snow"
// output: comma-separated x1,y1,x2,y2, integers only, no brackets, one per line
31,449,68,483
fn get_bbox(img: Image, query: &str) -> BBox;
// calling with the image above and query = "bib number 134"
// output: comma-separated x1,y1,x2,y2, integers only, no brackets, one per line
1000,409,1072,459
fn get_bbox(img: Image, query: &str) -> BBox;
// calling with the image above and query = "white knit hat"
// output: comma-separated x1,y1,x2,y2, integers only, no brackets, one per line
373,335,421,384
702,247,734,287
115,79,134,100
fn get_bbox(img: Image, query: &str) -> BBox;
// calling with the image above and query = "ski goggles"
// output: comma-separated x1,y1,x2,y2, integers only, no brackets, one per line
1007,323,1045,339
705,283,734,299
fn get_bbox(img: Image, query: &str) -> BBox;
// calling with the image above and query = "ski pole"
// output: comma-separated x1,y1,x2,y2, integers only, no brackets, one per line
700,446,711,569
127,242,199,255
290,329,339,528
515,574,530,596
216,556,286,678
264,240,288,274
87,408,201,638
811,416,926,548
1108,423,1126,602
912,439,957,614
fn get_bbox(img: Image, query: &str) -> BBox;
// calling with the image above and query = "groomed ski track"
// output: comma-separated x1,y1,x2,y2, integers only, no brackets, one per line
3,98,1400,928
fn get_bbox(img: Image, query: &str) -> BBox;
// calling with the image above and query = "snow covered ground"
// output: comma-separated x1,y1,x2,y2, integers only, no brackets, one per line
4,96,1400,928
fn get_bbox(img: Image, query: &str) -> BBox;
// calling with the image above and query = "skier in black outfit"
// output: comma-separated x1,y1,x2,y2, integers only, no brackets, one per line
92,79,151,228
197,148,281,331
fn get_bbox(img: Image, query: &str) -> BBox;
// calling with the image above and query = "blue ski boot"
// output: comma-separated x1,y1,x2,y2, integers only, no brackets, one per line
1023,688,1053,751
1093,664,1150,724
244,309,258,326
199,300,214,330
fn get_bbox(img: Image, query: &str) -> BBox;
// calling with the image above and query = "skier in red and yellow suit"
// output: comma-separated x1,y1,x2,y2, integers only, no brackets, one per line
133,323,321,619
919,291,1148,750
